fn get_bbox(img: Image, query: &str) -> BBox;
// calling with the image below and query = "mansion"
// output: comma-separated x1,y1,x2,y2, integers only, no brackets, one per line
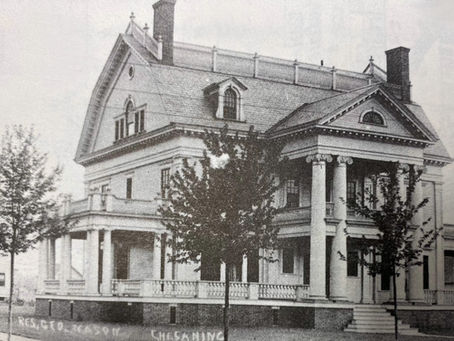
36,0,454,330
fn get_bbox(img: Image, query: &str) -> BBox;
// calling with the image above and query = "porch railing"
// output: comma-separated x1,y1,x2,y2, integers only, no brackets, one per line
259,283,309,300
111,279,308,301
423,289,454,305
44,280,60,294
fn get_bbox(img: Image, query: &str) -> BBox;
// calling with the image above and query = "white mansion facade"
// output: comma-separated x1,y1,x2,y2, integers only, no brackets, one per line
36,0,454,322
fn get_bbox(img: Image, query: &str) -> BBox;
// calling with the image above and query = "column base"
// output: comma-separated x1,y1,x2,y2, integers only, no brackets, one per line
309,294,328,302
408,298,428,305
329,295,349,302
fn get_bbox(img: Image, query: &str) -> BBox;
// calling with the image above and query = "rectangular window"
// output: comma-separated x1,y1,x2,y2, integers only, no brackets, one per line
326,179,332,202
115,121,119,141
423,255,429,289
134,112,139,134
347,251,359,277
282,248,294,274
0,273,5,287
140,110,145,131
347,181,356,206
286,179,299,208
120,118,125,139
126,178,132,199
161,168,170,199
445,251,454,285
169,306,176,324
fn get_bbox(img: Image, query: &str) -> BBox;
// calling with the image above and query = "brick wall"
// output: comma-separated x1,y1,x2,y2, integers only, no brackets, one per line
396,309,454,332
36,299,355,330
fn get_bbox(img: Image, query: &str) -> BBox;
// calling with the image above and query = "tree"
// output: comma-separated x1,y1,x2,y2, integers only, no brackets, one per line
345,162,440,340
0,125,70,341
159,126,286,341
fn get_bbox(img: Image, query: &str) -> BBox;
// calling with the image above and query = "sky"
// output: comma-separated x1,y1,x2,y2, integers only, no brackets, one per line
0,0,453,272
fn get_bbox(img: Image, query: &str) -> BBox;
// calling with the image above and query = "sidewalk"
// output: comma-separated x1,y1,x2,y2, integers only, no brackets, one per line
0,332,38,341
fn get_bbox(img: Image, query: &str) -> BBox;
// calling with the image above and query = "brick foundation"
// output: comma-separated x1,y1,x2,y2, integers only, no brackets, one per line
395,309,454,332
35,298,352,330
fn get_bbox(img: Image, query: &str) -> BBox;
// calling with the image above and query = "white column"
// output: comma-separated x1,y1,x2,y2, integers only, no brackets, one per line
242,255,248,283
164,235,173,280
48,238,56,279
220,263,226,281
395,165,407,301
306,153,332,300
409,168,425,303
102,230,112,294
60,234,72,293
87,230,99,294
434,182,444,296
330,156,352,301
38,239,48,292
153,233,162,280
84,231,91,283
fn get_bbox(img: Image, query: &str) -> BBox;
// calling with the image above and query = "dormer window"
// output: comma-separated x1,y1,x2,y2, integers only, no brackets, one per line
204,77,247,121
361,110,385,126
114,98,146,142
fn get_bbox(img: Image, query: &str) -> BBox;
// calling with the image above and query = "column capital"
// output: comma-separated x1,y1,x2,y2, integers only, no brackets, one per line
397,163,410,172
336,156,353,165
306,153,332,164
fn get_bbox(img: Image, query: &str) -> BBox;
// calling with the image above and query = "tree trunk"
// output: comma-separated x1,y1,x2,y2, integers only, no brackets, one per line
7,251,15,341
223,263,230,341
392,267,398,340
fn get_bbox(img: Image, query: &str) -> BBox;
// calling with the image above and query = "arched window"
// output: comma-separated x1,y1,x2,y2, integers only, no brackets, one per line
223,88,237,120
362,111,385,126
125,100,134,113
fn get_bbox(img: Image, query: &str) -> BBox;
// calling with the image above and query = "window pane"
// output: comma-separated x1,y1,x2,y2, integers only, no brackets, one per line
347,181,356,205
286,179,299,208
223,88,237,120
282,248,294,274
0,273,5,287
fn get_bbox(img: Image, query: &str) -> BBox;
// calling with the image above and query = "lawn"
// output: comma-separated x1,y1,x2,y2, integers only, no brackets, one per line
0,303,452,341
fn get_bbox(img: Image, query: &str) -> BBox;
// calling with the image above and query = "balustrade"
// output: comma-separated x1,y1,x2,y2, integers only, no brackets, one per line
108,279,306,301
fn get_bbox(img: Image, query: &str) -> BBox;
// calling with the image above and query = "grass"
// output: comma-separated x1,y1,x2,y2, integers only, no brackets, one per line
0,303,452,340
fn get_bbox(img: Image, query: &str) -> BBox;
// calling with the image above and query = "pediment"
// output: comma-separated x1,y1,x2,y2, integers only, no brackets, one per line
317,86,437,142
203,77,248,96
325,95,416,139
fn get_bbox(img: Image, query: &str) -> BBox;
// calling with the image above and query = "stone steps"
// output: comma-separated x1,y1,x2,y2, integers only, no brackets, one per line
344,304,421,336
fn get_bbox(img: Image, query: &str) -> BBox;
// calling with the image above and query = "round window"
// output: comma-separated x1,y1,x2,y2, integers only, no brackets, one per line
128,65,135,79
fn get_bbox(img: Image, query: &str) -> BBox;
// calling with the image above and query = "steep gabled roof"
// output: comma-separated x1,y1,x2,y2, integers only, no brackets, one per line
75,21,451,165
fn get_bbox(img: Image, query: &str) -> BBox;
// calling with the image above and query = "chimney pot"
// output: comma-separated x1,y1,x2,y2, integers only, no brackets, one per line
153,0,177,65
385,46,411,102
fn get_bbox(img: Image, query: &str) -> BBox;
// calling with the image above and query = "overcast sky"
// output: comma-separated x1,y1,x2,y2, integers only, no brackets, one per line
0,0,453,228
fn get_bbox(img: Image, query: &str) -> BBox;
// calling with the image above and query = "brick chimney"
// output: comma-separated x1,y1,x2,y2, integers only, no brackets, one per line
153,0,176,65
385,47,411,102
